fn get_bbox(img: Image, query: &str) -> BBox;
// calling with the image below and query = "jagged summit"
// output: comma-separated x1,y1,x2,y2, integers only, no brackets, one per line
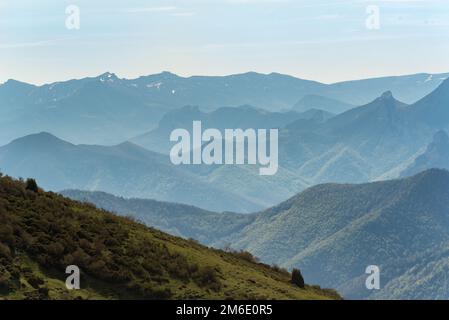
368,90,407,110
380,90,394,99
97,72,119,82
98,71,117,77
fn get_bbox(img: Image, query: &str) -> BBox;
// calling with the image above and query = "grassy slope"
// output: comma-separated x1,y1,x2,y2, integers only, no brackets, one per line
0,175,339,300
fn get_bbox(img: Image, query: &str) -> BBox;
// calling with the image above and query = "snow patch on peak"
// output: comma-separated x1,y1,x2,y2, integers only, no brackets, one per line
424,74,433,83
98,72,118,83
147,82,163,89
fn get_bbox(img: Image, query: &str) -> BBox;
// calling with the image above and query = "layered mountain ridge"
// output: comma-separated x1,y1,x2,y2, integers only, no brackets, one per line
1,71,447,146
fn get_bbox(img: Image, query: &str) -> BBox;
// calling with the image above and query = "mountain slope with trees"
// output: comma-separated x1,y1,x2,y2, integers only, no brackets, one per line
0,174,339,300
222,169,449,299
60,190,254,245
63,170,449,300
401,130,449,177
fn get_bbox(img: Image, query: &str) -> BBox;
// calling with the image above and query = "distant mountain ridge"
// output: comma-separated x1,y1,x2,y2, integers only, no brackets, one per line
2,74,449,213
2,78,449,212
293,94,354,114
3,71,446,107
410,75,449,127
0,72,168,146
0,132,262,213
1,71,447,146
0,75,449,213
133,78,449,192
401,130,449,177
278,77,449,184
131,105,331,154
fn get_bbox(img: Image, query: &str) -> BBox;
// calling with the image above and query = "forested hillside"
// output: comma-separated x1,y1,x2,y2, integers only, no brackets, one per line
0,174,339,300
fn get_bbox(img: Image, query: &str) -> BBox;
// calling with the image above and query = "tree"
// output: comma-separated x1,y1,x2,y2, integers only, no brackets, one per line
25,178,39,192
291,268,305,288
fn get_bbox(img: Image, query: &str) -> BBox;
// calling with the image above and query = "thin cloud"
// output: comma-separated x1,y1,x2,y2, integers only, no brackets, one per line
0,39,57,49
171,12,196,17
201,32,444,50
357,0,436,2
126,6,177,13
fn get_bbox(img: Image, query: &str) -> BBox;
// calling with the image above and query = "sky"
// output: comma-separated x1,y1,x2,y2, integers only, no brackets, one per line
1,0,449,85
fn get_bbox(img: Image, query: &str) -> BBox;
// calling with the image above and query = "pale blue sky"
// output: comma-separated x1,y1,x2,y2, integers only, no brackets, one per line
1,0,449,84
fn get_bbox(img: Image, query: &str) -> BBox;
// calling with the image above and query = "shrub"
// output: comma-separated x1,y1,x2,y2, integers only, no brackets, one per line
38,285,50,299
0,225,14,243
291,268,305,288
227,249,260,264
271,264,290,276
195,266,221,291
26,275,44,289
0,243,11,259
0,269,12,291
25,178,39,193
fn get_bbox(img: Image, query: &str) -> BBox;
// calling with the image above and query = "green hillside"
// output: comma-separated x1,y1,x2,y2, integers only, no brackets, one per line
63,169,449,299
0,174,339,300
60,190,254,245
223,169,449,299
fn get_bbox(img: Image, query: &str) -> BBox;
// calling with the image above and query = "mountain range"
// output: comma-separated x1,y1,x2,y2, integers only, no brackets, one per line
0,132,262,212
64,169,449,300
0,71,447,146
293,94,354,114
131,105,332,154
2,70,449,300
1,77,449,213
278,78,449,184
135,77,449,190
0,73,167,146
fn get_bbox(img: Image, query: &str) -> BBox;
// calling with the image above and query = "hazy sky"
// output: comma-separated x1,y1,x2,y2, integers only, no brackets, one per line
1,0,449,85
